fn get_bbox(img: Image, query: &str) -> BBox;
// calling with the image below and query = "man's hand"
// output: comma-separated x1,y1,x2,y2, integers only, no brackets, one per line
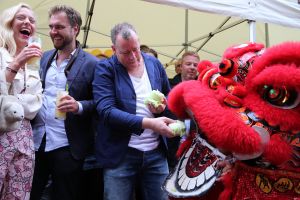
147,98,166,114
16,45,43,69
144,90,167,114
142,117,176,138
57,95,79,113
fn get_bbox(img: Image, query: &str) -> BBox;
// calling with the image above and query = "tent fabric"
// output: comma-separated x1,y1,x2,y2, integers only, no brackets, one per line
1,0,300,78
144,0,300,28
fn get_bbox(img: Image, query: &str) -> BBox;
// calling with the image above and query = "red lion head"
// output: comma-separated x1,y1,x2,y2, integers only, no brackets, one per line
167,42,300,199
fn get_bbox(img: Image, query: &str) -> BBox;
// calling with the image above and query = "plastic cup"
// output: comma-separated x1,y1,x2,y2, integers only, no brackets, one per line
55,90,68,120
27,36,42,70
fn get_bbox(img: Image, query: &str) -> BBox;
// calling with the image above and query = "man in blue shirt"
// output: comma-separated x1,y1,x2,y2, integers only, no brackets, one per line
30,5,98,200
93,22,175,200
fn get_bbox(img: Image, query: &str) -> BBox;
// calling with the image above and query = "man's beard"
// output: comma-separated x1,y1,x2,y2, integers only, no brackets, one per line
53,40,67,50
52,36,72,50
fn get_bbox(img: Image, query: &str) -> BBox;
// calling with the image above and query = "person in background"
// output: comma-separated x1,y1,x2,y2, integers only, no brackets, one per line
140,44,150,52
175,59,182,74
179,51,199,82
147,48,158,58
168,58,182,88
93,22,176,200
0,3,43,200
140,44,158,58
167,51,200,170
30,5,98,200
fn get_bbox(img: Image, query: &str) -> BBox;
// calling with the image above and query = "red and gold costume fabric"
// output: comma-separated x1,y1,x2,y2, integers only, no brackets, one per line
165,42,300,200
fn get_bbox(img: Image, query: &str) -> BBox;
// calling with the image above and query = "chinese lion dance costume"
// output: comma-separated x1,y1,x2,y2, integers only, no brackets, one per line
164,42,300,200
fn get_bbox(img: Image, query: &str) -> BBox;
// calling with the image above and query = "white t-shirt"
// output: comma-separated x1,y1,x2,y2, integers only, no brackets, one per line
128,65,159,151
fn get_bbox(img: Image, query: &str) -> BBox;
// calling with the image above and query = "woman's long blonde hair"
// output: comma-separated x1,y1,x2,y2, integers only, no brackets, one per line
0,3,32,56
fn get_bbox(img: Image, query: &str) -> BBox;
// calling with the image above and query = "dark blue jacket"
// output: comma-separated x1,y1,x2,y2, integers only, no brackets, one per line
93,53,171,167
32,46,99,160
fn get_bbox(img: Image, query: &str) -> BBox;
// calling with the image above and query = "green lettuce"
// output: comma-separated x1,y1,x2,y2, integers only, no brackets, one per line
169,120,186,136
144,90,165,108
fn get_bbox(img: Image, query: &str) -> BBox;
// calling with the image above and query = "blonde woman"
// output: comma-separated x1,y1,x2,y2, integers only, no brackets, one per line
0,3,42,200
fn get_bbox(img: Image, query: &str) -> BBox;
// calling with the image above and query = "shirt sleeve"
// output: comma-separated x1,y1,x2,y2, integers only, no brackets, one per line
76,101,83,114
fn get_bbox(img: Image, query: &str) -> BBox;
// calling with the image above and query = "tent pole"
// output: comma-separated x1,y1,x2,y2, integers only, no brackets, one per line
194,17,230,53
195,19,246,52
167,47,186,66
184,9,189,52
167,9,189,65
85,0,90,21
169,18,246,64
82,0,90,47
82,0,96,48
89,29,110,37
188,17,230,44
190,45,221,57
189,19,246,44
249,20,256,42
265,23,270,47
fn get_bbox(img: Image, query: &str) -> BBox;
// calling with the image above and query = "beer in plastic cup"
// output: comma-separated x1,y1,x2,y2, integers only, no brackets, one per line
27,36,42,70
55,90,68,120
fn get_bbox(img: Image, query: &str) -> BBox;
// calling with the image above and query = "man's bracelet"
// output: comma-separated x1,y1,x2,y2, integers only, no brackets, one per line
6,67,18,74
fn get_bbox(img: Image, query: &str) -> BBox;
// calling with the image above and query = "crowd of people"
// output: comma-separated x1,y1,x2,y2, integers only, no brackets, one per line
0,3,200,200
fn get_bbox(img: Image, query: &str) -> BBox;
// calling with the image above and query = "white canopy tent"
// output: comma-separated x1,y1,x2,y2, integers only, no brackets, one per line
0,0,299,77
144,0,300,65
144,0,300,28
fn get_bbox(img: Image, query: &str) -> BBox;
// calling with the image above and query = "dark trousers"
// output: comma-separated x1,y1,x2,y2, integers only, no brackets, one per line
82,168,103,200
30,142,84,200
166,136,181,170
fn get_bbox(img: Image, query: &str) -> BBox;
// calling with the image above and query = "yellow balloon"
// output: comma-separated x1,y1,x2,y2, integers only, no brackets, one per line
90,48,103,57
104,49,114,57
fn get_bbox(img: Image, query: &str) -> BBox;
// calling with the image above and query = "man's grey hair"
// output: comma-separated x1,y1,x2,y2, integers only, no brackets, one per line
111,22,137,45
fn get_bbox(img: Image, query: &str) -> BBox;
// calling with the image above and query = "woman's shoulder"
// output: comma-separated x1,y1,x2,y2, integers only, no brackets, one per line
0,47,12,69
0,47,10,57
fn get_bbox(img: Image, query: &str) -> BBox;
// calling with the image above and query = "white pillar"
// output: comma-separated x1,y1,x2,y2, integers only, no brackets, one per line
249,20,256,42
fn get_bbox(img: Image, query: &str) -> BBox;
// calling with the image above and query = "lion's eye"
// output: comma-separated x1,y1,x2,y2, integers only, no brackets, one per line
209,74,221,89
260,85,300,109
